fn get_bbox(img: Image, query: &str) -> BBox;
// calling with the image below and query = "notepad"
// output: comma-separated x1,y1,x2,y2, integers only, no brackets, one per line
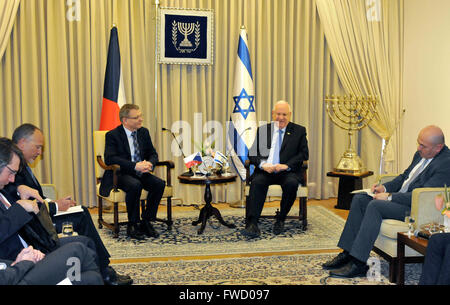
54,205,83,217
350,188,375,197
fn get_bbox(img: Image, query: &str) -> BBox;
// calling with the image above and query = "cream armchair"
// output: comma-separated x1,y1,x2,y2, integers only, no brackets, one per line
372,174,444,282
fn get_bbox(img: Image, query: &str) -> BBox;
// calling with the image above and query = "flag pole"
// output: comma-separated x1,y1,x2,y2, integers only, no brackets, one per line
154,0,160,133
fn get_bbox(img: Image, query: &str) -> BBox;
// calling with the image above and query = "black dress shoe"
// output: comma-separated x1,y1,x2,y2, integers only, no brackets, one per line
322,251,352,270
242,222,260,238
127,224,146,240
329,261,369,279
103,271,133,285
140,220,159,238
273,219,285,235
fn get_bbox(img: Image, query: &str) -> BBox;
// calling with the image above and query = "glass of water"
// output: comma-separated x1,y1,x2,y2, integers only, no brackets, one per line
62,221,74,236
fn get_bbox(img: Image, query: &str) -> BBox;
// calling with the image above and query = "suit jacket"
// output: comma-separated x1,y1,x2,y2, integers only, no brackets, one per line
0,191,33,261
0,259,35,285
4,166,58,216
384,145,450,206
99,125,159,197
248,122,309,182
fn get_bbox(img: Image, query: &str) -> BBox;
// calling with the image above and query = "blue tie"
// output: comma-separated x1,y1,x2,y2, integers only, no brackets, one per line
131,131,141,162
272,129,283,164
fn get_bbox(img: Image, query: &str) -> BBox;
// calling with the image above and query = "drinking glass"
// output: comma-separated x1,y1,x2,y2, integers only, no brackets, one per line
62,221,74,236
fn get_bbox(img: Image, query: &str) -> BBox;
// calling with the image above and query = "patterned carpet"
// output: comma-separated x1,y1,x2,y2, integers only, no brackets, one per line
111,253,421,285
96,206,345,259
95,205,422,285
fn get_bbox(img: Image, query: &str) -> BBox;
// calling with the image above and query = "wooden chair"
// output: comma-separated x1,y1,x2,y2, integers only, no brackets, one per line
93,130,174,238
244,160,308,230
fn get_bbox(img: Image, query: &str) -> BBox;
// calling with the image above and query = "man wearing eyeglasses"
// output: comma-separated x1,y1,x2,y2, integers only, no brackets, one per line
100,104,165,240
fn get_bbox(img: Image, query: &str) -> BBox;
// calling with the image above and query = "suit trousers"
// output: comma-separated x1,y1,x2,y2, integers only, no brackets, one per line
17,241,103,285
337,194,410,263
117,172,165,223
53,206,110,274
247,171,300,224
419,233,450,285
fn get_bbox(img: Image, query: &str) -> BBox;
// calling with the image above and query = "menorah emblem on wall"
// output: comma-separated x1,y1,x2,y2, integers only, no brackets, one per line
324,94,378,173
172,21,201,53
178,22,195,47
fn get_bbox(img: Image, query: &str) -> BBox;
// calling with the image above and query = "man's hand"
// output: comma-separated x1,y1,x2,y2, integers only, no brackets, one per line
371,184,386,194
16,199,39,214
274,164,289,172
261,163,276,174
55,196,76,212
373,192,390,200
135,160,153,173
17,185,44,203
11,246,45,266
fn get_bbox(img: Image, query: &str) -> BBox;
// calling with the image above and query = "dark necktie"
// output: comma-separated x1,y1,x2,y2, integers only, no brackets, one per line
131,131,141,162
26,166,39,186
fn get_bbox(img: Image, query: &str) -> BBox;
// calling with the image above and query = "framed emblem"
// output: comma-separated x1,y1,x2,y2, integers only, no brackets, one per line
158,7,214,65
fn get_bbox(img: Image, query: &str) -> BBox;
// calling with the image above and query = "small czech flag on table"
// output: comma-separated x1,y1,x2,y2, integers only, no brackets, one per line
184,152,203,169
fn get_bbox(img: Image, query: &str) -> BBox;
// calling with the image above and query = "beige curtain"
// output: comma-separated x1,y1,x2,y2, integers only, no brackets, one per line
316,0,404,175
0,0,367,207
0,0,19,60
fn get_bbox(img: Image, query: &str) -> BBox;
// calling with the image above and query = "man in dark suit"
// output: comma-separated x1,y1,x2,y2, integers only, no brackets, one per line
419,232,450,285
323,125,450,278
5,124,132,285
100,104,165,239
0,138,103,285
243,101,309,238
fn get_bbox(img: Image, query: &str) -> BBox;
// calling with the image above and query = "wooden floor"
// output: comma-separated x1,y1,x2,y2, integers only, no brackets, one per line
88,198,349,264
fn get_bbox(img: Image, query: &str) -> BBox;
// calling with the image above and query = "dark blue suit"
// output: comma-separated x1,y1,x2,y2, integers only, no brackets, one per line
100,125,165,223
338,145,450,263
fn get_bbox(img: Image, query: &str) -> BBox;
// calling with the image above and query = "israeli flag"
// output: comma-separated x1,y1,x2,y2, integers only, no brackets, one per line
227,27,257,181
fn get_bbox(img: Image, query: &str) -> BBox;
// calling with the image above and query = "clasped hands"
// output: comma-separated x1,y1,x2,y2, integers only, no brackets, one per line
261,163,289,174
370,184,390,200
11,246,45,266
135,160,153,174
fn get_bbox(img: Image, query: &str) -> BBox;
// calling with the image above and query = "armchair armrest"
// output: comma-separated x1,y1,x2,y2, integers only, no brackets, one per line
96,155,120,192
377,174,397,185
411,187,445,229
155,160,175,186
41,184,57,200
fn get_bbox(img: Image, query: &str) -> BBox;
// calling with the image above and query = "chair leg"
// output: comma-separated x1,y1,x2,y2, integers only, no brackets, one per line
166,197,173,230
113,202,119,238
98,196,103,229
300,197,307,230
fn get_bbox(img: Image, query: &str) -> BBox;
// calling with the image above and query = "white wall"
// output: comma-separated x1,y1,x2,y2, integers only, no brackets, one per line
402,0,450,169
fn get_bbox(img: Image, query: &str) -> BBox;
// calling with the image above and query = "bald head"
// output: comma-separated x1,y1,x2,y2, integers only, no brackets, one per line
417,125,445,159
272,100,292,129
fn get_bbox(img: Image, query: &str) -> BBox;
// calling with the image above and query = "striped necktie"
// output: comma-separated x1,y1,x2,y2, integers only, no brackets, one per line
399,159,429,193
131,131,141,162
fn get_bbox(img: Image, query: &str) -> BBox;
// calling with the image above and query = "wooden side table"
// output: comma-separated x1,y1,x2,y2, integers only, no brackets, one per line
178,173,237,234
396,232,427,285
326,171,373,210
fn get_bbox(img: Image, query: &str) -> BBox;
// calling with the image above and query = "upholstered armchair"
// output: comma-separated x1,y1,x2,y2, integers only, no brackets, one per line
373,174,444,282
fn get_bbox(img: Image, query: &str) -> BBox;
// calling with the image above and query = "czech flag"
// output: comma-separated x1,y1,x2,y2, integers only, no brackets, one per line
99,26,126,131
184,152,203,169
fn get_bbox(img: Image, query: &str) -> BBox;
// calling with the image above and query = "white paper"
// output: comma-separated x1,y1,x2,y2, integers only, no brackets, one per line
351,188,375,197
54,205,83,217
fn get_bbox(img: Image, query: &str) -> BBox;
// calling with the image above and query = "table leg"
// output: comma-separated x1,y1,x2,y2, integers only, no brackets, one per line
397,236,406,285
191,181,236,234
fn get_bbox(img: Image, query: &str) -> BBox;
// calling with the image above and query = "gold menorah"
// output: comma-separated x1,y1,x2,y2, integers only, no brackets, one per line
178,22,195,47
324,94,378,173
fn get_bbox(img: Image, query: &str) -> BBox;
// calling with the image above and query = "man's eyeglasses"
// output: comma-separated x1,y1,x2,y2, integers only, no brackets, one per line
127,115,143,120
5,165,18,176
